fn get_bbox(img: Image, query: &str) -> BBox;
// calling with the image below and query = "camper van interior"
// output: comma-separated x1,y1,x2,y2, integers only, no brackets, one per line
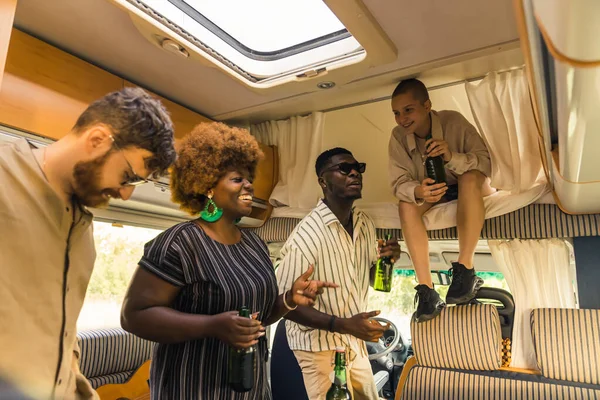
1,0,599,399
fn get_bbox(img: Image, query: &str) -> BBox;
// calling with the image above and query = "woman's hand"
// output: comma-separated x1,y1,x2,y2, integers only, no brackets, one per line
288,265,338,308
212,311,265,349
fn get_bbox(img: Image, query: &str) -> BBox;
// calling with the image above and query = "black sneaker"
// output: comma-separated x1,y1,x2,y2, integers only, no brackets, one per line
413,284,446,323
445,262,484,305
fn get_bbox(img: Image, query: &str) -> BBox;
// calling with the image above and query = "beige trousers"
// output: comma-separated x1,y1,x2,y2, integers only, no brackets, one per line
293,348,379,400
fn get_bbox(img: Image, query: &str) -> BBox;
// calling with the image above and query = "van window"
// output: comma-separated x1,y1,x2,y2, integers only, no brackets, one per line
134,0,362,79
77,221,162,331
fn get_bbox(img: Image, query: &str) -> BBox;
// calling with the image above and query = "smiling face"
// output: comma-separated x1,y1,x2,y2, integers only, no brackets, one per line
391,91,432,137
210,168,254,219
319,153,364,201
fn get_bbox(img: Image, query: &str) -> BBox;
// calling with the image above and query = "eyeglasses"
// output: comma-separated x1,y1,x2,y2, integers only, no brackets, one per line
110,136,149,186
320,162,366,176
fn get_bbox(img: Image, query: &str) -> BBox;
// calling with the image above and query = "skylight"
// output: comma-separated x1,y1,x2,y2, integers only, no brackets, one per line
131,0,364,81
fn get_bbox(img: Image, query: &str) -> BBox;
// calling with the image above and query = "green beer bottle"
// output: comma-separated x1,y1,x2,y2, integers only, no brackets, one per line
424,133,447,184
326,347,352,400
228,307,255,392
373,234,394,293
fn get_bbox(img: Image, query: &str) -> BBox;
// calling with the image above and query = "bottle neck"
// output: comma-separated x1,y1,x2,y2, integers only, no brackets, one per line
333,353,348,388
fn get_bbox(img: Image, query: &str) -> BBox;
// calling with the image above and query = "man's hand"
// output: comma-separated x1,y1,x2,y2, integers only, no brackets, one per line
414,178,447,203
426,138,452,162
290,265,338,307
377,238,401,263
337,311,389,342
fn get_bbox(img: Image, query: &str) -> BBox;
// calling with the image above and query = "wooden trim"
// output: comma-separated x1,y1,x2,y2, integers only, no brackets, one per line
124,81,211,140
0,0,17,89
0,29,213,141
394,356,417,400
499,366,542,375
0,29,123,140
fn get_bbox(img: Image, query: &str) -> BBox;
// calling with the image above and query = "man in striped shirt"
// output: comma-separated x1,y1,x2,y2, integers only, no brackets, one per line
276,147,400,400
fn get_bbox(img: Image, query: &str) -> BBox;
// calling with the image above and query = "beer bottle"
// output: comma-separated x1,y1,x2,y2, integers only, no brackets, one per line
373,234,394,293
228,307,255,392
326,347,352,400
424,133,447,184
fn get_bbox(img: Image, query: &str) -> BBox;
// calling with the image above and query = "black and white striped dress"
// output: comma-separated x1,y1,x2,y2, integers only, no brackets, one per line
139,221,277,400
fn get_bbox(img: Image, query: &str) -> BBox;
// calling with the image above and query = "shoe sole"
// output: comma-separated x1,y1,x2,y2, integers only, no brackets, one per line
414,302,446,323
446,276,484,305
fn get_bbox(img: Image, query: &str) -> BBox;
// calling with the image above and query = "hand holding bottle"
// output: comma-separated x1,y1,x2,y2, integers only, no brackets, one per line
425,138,452,162
415,178,447,203
213,310,264,349
377,237,401,263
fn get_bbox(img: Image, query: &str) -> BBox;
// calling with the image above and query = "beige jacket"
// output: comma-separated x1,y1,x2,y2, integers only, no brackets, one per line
388,110,491,204
0,139,98,400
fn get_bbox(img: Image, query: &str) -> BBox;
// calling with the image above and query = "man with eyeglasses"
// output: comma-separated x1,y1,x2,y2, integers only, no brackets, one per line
276,147,400,399
0,87,176,399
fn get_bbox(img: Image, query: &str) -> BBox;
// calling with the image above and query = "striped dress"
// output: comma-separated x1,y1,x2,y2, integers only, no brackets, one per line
139,221,277,400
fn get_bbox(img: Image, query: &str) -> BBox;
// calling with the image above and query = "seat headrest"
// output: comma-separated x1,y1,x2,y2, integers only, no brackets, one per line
411,304,502,371
77,328,154,379
531,308,600,385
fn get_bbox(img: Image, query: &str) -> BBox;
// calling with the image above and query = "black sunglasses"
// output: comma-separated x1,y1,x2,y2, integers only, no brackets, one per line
321,162,366,176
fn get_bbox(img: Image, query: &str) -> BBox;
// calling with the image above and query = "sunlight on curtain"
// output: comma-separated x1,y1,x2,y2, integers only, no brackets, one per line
466,68,546,193
488,239,577,369
251,112,323,209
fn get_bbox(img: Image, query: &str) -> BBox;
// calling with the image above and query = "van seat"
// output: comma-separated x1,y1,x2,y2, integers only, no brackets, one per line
77,328,154,389
396,305,600,399
531,308,600,385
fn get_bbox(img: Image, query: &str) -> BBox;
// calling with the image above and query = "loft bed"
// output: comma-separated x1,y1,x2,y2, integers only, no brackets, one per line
250,203,600,243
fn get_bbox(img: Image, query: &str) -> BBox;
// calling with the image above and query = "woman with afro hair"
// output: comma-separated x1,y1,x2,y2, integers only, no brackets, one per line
120,122,336,399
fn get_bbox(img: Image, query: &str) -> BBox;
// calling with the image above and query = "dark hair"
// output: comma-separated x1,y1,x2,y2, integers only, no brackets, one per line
170,122,263,215
391,78,430,104
315,147,353,176
72,87,176,177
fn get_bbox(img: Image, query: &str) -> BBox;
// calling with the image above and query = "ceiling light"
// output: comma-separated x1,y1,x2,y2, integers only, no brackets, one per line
317,81,336,89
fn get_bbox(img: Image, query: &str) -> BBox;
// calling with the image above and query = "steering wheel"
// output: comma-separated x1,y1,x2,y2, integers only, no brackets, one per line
366,317,402,361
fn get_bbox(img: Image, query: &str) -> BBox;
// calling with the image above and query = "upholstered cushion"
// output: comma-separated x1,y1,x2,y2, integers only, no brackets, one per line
77,328,154,379
411,304,502,371
400,365,600,400
531,308,600,385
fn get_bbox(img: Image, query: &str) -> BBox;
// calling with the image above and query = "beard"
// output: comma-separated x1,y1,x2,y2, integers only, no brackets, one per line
72,152,117,208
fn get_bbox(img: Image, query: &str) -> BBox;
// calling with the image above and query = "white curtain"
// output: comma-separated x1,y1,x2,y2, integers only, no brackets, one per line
488,239,577,369
466,68,545,193
251,112,323,209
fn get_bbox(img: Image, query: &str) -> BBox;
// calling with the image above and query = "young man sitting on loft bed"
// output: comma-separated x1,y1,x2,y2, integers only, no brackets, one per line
388,78,496,322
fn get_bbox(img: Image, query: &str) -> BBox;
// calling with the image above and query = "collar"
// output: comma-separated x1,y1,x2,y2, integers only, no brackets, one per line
406,110,443,153
316,198,358,228
18,139,93,219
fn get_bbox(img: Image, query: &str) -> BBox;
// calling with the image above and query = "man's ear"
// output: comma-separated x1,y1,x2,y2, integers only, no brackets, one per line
81,125,113,157
424,99,432,113
318,176,327,189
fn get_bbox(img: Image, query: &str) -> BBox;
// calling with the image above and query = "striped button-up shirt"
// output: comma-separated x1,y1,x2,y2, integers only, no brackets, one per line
276,200,378,354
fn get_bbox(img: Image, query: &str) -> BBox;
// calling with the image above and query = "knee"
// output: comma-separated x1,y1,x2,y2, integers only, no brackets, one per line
458,170,485,189
398,201,420,221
